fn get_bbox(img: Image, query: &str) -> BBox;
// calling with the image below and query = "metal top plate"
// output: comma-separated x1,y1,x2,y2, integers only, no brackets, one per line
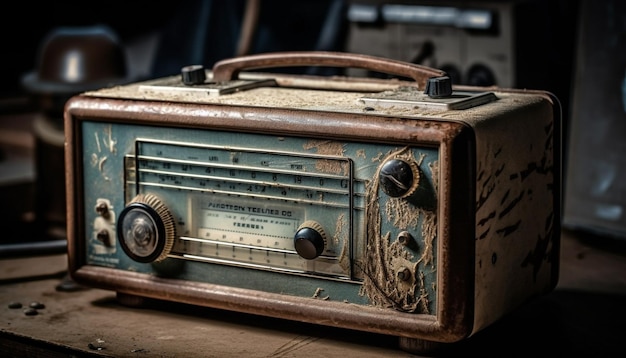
360,86,498,110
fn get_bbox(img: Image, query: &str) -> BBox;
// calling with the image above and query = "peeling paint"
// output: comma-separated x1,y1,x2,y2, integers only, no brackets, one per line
359,147,436,313
429,160,439,193
103,125,117,154
303,140,347,175
94,132,101,153
371,152,385,163
312,287,329,300
90,153,98,167
385,198,419,229
333,213,346,246
336,213,353,274
419,211,436,267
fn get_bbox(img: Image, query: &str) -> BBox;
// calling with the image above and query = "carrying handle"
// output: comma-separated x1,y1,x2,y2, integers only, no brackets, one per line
211,51,446,89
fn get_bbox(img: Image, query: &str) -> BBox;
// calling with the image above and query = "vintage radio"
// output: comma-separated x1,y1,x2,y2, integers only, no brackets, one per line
64,52,560,352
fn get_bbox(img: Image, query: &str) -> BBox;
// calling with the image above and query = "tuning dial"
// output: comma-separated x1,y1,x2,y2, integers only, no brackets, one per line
378,159,420,198
117,193,176,263
294,221,327,260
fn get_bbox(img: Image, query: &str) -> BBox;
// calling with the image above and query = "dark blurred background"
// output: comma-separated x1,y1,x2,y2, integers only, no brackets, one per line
0,0,623,273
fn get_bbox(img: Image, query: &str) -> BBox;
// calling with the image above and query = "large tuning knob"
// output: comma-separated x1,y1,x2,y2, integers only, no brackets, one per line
378,159,420,198
378,158,436,209
294,221,327,260
117,193,176,263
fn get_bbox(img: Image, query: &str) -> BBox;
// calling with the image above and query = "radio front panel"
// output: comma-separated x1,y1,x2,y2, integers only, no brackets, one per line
80,120,441,309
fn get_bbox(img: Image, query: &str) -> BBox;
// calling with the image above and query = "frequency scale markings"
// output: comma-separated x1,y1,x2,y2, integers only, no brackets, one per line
137,160,350,206
177,237,344,277
124,139,366,209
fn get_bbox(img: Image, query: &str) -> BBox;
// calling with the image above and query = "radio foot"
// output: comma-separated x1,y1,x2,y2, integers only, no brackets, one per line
116,292,147,308
398,336,447,356
55,273,85,292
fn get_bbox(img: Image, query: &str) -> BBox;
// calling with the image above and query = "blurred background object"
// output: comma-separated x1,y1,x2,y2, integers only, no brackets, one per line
562,0,626,240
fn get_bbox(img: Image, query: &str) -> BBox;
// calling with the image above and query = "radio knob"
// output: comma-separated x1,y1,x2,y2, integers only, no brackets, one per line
294,221,327,260
117,193,176,263
424,76,453,98
379,159,420,198
181,64,206,85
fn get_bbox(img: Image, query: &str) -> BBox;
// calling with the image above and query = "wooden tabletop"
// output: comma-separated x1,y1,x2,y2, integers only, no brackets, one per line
1,229,625,357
